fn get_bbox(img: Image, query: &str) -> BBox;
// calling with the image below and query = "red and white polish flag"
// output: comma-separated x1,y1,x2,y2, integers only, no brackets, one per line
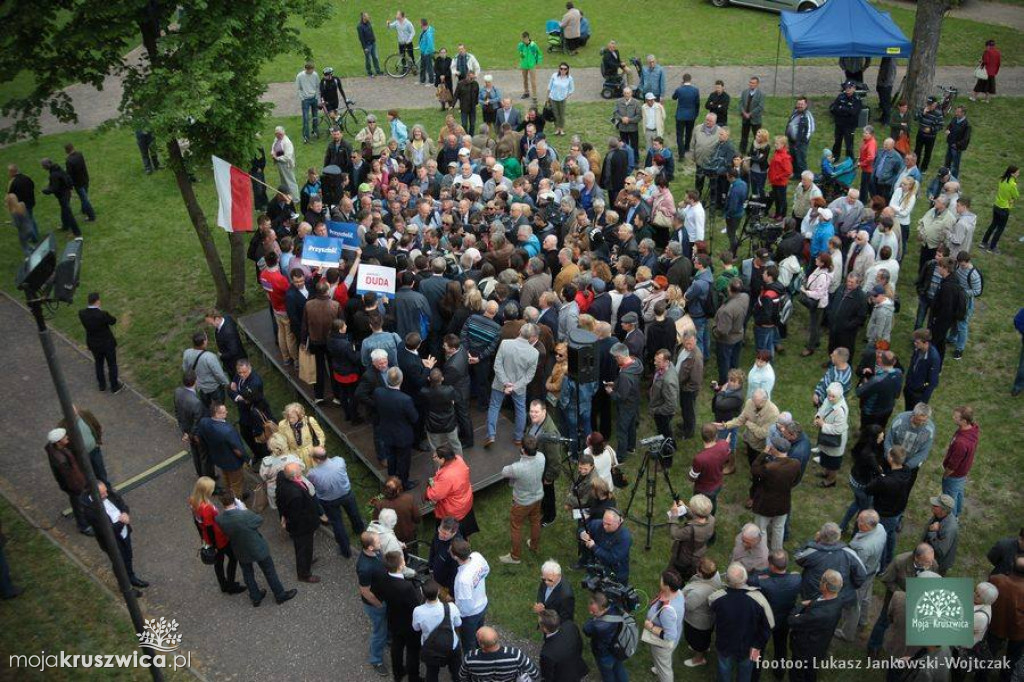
212,155,254,232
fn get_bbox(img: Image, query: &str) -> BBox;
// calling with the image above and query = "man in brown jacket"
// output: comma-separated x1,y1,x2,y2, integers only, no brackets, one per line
45,428,93,535
520,257,552,311
712,278,749,385
301,281,340,404
751,435,801,551
675,331,704,440
716,389,780,468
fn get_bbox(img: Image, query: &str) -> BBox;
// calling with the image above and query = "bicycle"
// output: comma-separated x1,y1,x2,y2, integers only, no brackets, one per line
384,46,419,79
935,84,958,117
329,100,368,137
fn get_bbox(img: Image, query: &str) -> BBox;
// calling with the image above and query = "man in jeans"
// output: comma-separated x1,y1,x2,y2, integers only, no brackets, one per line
484,324,539,448
608,342,644,460
865,445,914,573
355,531,390,677
307,449,365,559
709,562,774,681
387,11,416,72
499,435,545,565
295,61,320,144
215,491,298,608
357,12,383,77
940,405,979,516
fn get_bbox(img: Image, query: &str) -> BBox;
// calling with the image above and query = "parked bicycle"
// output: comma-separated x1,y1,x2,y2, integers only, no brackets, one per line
384,46,419,79
326,100,368,137
935,84,958,117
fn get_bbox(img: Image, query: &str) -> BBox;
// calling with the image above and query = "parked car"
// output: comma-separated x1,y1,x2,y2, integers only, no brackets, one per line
711,0,824,12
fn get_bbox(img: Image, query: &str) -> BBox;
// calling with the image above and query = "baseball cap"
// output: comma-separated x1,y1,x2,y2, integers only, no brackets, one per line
48,428,67,444
645,92,655,100
817,208,833,221
929,494,955,512
870,284,886,297
358,183,372,193
770,434,791,452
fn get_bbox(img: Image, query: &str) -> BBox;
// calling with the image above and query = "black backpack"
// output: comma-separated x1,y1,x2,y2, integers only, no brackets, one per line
420,603,456,666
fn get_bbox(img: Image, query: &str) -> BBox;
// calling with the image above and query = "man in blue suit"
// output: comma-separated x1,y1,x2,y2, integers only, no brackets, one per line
749,549,803,677
671,74,701,155
196,403,248,496
373,367,419,491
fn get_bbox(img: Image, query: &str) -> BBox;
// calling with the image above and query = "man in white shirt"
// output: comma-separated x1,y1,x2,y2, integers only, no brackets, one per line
387,11,415,71
682,189,706,248
412,578,463,678
294,62,320,143
451,538,490,652
83,482,149,590
453,162,483,192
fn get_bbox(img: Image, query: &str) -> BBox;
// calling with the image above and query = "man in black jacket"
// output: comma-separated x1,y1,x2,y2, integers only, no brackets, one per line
421,367,462,454
865,445,914,572
915,97,944,172
64,143,96,221
829,82,863,161
827,273,868,360
600,137,629,200
275,462,324,583
453,72,480,135
327,319,362,422
539,610,588,682
442,334,474,448
373,367,420,491
79,292,122,393
943,106,971,179
372,550,424,682
928,257,960,361
228,360,271,465
40,157,80,237
205,310,248,375
7,164,36,230
533,560,576,623
787,569,845,682
82,482,149,588
322,127,353,175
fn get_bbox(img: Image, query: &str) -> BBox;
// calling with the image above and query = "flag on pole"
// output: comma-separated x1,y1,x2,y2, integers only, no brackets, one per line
211,155,254,232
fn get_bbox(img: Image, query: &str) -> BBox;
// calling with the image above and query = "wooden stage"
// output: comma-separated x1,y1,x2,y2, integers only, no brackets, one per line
238,310,523,503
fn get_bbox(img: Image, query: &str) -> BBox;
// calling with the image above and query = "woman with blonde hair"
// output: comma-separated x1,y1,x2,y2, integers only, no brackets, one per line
277,403,325,468
404,125,436,167
748,128,771,199
888,176,917,260
577,313,596,333
259,432,303,510
546,343,569,406
187,476,245,594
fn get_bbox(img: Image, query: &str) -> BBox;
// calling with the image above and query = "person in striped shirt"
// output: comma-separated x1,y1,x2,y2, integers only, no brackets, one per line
459,626,539,682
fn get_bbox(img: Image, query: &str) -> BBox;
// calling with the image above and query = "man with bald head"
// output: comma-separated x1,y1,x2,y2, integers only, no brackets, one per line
275,461,324,583
788,569,844,681
460,625,539,681
709,562,774,679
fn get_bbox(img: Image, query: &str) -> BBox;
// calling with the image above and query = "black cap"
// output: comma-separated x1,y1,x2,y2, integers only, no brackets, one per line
926,96,938,104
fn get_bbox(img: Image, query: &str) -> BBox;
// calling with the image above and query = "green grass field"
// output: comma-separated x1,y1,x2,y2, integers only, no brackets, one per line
2,95,1022,678
257,0,1022,83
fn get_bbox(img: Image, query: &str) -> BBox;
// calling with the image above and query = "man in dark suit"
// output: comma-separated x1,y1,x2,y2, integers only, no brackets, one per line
285,269,310,356
204,310,248,376
600,137,629,200
228,360,271,465
749,549,803,674
79,292,122,393
82,482,148,588
534,560,576,623
398,333,434,447
373,367,419,491
41,157,80,237
174,371,207,477
787,569,845,682
495,99,523,131
442,334,474,448
275,462,324,583
538,610,588,682
215,491,297,607
195,403,247,493
64,142,96,221
372,550,424,682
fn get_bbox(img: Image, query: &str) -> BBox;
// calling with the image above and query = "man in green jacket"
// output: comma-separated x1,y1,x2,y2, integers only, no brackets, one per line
517,31,543,101
215,492,297,607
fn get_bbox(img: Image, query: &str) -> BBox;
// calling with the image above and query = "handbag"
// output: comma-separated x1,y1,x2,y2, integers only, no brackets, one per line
306,417,321,447
298,345,317,384
818,431,842,448
253,408,277,445
198,525,217,565
250,483,269,513
974,65,988,80
542,99,556,122
611,466,628,489
641,605,675,649
652,211,673,228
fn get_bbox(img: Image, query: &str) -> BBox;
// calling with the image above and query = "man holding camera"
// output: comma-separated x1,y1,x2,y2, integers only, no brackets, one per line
580,509,633,585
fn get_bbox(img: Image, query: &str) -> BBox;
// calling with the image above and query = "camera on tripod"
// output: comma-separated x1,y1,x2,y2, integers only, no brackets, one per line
581,564,641,612
639,434,676,461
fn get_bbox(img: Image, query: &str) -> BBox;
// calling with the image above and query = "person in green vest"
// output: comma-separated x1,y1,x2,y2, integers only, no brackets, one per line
517,31,543,101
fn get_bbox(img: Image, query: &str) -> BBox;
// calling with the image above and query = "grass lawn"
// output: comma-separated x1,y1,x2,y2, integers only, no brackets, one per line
259,0,1023,83
1,96,1022,679
0,499,192,681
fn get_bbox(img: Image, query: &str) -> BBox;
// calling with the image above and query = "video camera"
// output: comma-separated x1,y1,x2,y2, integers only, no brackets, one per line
638,434,676,460
581,564,641,612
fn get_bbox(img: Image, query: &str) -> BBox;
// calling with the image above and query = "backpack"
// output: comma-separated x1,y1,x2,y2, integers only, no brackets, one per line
778,294,794,325
952,285,968,322
971,266,984,297
420,603,456,666
600,612,639,660
704,281,721,317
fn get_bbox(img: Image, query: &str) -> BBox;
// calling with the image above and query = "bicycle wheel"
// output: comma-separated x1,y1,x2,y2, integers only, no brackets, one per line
341,107,368,136
384,53,409,79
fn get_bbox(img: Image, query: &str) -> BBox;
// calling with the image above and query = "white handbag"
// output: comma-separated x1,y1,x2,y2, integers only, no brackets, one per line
974,65,988,80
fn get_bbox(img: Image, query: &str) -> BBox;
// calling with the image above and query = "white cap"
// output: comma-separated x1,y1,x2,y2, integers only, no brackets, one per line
492,163,503,172
645,92,655,100
48,428,67,444
464,247,481,263
458,148,470,156
484,74,493,82
818,208,833,221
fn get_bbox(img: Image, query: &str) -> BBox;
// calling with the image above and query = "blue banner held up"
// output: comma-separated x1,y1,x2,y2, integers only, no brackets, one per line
301,235,344,269
327,221,360,251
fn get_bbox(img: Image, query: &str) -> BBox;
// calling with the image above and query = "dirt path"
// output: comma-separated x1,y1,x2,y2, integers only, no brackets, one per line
879,0,1024,31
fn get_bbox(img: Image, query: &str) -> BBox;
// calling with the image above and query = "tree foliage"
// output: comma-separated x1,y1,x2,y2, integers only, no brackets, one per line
0,0,331,309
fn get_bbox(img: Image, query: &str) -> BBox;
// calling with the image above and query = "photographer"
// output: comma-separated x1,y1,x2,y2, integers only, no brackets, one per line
702,127,737,210
583,591,629,682
668,494,716,581
580,508,633,585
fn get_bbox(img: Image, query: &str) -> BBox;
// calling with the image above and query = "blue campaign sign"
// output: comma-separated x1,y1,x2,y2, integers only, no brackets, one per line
327,221,360,251
301,235,344,269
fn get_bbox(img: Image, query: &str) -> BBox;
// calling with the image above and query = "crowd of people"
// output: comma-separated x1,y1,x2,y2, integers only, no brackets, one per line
11,10,1024,682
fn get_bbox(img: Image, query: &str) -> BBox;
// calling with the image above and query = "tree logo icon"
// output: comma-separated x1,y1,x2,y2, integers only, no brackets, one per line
906,578,973,646
136,617,183,652
913,588,964,623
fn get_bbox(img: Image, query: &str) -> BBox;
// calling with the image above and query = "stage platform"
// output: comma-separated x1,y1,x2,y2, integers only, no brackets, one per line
238,310,522,508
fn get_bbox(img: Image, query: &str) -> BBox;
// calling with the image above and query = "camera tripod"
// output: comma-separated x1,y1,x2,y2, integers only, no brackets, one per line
622,441,679,551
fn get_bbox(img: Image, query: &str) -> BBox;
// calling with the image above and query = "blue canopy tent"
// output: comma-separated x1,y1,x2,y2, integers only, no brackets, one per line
774,0,912,94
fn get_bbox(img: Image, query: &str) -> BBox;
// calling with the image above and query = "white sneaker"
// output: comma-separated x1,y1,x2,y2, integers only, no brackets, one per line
684,658,707,667
498,553,521,565
812,455,821,464
720,227,728,234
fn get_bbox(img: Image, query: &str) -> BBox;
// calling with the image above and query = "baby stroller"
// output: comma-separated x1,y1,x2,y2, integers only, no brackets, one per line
817,148,857,202
599,52,642,100
545,20,567,54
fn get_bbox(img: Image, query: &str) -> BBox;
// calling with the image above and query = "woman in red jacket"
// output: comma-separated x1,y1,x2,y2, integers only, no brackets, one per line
188,476,246,594
425,445,478,536
767,136,793,221
971,39,1001,103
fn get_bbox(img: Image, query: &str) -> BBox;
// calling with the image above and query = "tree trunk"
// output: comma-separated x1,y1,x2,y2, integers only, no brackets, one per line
227,232,247,310
167,139,233,310
905,0,953,110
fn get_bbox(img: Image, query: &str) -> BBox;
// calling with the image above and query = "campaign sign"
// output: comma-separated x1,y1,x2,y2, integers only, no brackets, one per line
301,235,343,268
356,264,397,299
326,221,360,252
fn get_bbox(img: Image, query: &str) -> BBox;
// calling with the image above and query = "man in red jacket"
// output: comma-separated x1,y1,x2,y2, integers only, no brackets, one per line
259,251,293,365
941,405,979,517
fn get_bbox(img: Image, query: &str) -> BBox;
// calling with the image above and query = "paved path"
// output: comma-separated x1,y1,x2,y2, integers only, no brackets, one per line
880,0,1024,31
18,63,1024,139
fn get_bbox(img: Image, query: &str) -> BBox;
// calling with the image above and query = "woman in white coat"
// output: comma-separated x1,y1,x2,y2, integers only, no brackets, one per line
271,126,298,198
813,382,849,488
888,176,917,261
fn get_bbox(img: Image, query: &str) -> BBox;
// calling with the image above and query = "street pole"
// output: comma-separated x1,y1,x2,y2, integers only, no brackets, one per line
26,296,164,682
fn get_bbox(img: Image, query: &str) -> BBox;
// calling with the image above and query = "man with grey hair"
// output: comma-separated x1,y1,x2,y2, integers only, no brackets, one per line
484,323,540,447
373,366,419,490
709,562,774,680
520,257,552,310
731,523,769,573
787,569,844,681
607,342,643,459
867,542,937,656
614,87,642,157
749,549,802,674
883,403,936,491
827,188,864,242
791,170,822,221
534,559,576,623
794,522,866,615
836,509,886,641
